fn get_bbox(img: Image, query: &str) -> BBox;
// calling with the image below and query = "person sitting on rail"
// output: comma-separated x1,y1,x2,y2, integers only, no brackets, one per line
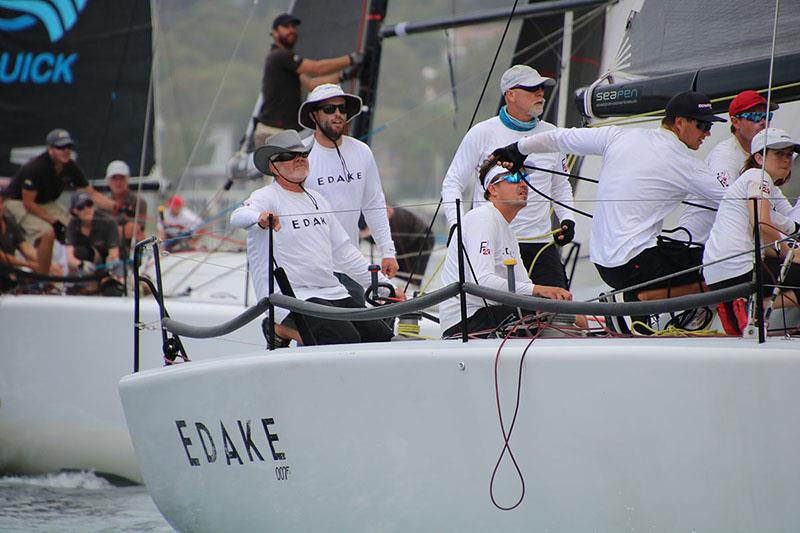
439,162,571,338
230,130,405,347
98,160,148,259
0,193,58,292
158,195,203,252
66,191,124,295
702,128,800,334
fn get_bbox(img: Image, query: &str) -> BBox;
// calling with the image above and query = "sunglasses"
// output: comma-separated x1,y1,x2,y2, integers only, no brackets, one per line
693,119,713,133
318,103,348,115
53,144,73,151
77,202,94,210
513,85,544,93
270,152,309,163
488,170,527,186
736,111,773,123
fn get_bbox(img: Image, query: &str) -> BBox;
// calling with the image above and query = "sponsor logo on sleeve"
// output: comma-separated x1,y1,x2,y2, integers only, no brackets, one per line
479,241,491,255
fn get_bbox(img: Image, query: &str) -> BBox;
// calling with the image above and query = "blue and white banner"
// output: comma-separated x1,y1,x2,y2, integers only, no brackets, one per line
0,0,153,179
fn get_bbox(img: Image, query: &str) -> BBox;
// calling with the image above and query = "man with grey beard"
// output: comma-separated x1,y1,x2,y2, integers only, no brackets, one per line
441,64,576,290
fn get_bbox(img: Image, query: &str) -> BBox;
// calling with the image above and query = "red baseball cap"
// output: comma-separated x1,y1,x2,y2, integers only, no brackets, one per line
168,195,184,209
729,90,779,116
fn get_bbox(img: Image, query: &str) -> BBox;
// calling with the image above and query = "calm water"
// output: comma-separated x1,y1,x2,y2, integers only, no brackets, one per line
0,472,172,532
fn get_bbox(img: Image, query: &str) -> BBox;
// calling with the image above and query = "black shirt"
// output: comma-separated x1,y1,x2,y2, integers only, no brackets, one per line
0,212,24,255
4,152,88,204
67,213,120,265
257,45,304,130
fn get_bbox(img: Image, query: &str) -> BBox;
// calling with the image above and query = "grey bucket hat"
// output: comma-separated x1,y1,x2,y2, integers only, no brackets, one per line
297,83,362,130
253,130,311,175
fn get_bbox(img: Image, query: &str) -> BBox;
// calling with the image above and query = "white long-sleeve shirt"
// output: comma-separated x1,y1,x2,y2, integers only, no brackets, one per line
677,136,747,243
441,116,575,242
702,168,797,285
517,126,728,268
439,203,535,334
230,182,388,321
304,136,396,259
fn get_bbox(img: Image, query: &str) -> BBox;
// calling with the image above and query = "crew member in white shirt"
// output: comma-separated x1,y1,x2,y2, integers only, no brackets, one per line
702,128,800,332
298,84,398,304
439,164,571,337
159,195,203,251
678,90,779,243
441,64,576,288
230,130,402,346
490,91,728,300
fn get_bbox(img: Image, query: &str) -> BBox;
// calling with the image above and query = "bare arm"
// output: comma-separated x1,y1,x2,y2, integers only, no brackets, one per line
83,186,116,211
296,55,350,77
299,72,346,92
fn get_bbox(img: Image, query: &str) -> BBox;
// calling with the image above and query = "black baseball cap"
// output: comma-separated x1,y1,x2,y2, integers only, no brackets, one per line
665,91,726,123
272,13,301,29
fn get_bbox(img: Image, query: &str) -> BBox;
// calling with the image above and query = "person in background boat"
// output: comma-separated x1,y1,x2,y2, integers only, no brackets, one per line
0,193,56,292
97,160,148,258
231,130,405,347
359,205,435,287
253,13,363,148
1,129,115,276
678,90,780,243
66,191,123,295
440,164,571,338
490,91,729,302
702,128,800,333
298,84,398,304
158,195,203,252
441,65,576,291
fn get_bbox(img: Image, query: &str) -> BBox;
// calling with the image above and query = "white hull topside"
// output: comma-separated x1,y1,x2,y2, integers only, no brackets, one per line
121,336,800,532
0,292,263,484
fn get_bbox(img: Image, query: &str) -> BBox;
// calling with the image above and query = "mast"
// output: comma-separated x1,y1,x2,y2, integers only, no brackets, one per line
351,0,389,143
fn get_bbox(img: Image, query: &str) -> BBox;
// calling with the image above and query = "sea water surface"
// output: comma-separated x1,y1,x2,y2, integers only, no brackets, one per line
0,471,172,532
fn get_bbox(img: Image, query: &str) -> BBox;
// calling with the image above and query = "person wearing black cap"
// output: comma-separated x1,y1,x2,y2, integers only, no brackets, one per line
230,130,404,347
65,191,122,295
2,128,115,276
677,90,780,244
489,91,729,302
253,12,363,148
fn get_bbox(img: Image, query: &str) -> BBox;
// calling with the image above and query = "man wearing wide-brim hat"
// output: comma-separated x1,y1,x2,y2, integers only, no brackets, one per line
298,83,398,304
231,130,404,348
253,12,363,148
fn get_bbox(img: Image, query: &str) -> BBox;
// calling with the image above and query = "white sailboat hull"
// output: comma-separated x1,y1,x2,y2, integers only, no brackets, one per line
120,337,800,531
0,293,263,483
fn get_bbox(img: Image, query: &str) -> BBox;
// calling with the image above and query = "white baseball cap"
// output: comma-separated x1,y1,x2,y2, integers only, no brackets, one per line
105,160,130,179
500,65,555,95
750,128,800,155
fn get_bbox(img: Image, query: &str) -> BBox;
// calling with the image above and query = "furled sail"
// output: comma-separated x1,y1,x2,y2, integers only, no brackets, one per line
575,0,800,119
0,0,154,179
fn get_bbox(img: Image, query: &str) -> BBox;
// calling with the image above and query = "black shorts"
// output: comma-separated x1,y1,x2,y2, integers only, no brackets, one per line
518,242,568,289
595,239,704,299
442,304,527,338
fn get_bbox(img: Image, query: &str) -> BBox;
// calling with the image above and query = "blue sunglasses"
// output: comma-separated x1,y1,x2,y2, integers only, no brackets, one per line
737,111,773,123
488,170,527,186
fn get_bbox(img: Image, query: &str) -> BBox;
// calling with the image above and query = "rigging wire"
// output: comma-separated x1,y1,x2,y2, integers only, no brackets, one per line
171,0,259,195
401,0,521,294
